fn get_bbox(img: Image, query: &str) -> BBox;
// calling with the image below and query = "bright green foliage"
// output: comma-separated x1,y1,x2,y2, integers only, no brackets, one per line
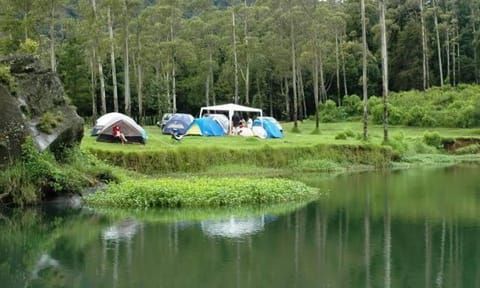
0,138,118,206
37,111,64,134
18,38,39,54
319,100,345,122
423,131,444,148
86,177,319,208
0,65,15,90
342,95,363,117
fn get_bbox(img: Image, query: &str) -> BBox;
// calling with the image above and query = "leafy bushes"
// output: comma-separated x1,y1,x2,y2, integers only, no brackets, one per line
0,65,15,90
0,138,117,206
37,111,64,134
423,131,443,148
86,177,319,208
324,85,480,128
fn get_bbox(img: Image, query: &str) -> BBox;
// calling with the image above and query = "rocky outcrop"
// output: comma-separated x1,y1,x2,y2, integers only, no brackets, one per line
0,54,84,166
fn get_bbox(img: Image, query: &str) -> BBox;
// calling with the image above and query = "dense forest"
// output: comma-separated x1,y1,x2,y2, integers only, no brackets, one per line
0,0,479,122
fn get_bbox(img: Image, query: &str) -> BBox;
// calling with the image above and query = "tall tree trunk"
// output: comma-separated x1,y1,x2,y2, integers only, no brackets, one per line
108,6,119,112
446,29,451,85
361,0,368,141
137,62,143,123
341,34,348,97
244,0,250,104
379,0,389,143
473,6,479,84
335,30,341,105
91,0,106,115
433,0,444,87
205,69,210,106
155,65,162,116
452,33,456,86
420,0,428,90
49,1,56,72
171,21,177,114
314,41,319,129
456,25,460,84
123,0,131,116
98,56,106,115
90,51,97,122
319,47,327,103
299,66,306,120
136,33,143,124
232,7,239,104
291,12,298,129
282,77,290,120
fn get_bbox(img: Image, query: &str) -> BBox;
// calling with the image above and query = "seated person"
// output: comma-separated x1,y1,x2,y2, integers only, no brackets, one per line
112,125,128,144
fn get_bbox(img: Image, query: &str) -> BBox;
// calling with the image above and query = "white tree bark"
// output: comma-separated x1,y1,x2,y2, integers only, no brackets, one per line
108,6,119,112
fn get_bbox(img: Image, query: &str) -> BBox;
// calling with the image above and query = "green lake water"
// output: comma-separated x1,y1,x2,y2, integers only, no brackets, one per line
1,165,480,287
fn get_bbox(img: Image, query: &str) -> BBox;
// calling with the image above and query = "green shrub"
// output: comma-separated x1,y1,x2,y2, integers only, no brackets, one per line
19,38,39,54
86,177,319,208
319,100,343,123
0,65,15,90
37,111,64,134
344,129,355,138
0,138,118,206
335,132,347,140
423,131,443,148
342,94,363,117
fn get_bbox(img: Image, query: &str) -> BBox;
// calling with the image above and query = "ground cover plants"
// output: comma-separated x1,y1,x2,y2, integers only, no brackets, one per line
86,177,318,208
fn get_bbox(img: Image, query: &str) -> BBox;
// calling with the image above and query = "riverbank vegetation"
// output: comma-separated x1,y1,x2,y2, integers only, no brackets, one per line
86,177,318,208
0,138,119,206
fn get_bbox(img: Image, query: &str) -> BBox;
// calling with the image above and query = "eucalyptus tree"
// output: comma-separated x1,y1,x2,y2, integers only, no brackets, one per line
299,0,331,129
379,0,389,142
432,0,444,87
240,0,250,104
361,0,368,140
90,0,108,116
103,0,122,112
36,0,67,72
229,1,240,104
183,8,222,106
420,0,429,90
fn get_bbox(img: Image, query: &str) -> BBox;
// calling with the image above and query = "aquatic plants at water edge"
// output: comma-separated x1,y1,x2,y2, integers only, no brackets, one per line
86,178,319,208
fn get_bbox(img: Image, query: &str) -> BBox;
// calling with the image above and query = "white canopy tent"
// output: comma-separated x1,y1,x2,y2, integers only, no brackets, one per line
199,103,263,134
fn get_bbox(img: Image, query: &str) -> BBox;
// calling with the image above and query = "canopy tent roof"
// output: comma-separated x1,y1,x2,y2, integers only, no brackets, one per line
200,103,262,117
199,103,263,134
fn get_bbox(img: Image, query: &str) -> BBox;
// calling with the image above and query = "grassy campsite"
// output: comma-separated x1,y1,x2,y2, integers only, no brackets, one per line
83,116,480,208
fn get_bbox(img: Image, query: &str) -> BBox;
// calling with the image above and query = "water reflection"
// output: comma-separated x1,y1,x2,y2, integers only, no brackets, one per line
102,219,141,241
201,215,273,238
0,166,480,287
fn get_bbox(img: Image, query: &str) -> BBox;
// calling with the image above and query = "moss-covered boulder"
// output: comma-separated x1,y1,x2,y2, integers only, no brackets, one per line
0,54,84,167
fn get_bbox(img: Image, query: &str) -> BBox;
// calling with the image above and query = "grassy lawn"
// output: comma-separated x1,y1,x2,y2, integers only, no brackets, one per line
81,119,480,152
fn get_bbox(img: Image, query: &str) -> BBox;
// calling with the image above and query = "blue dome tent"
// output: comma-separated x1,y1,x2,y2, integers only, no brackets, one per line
185,118,226,136
162,114,194,135
253,119,283,138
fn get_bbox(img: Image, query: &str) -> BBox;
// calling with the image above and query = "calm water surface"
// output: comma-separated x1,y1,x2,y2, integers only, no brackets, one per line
1,165,480,287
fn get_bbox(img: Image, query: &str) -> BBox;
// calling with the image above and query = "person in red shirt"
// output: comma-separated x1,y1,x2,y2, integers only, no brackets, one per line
112,125,128,144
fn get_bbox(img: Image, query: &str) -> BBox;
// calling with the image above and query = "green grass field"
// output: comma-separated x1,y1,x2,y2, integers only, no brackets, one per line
81,119,480,152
